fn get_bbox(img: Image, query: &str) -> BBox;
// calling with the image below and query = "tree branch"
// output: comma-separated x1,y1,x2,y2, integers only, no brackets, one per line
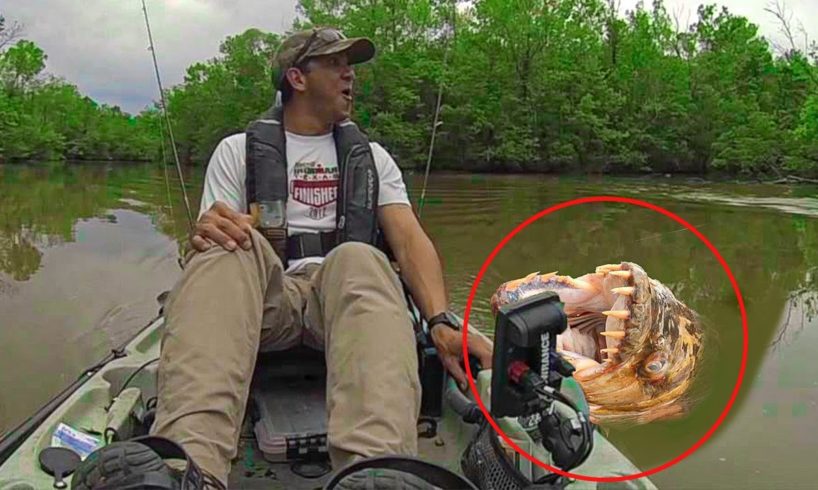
0,18,23,51
764,0,798,57
765,0,818,87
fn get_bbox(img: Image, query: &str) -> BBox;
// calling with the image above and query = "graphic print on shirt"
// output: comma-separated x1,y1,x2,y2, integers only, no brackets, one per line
290,160,339,220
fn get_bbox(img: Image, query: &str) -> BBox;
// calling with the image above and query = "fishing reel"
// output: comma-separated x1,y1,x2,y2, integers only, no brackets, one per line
460,291,594,489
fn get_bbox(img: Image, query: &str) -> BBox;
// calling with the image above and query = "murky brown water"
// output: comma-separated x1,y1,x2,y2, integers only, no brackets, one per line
0,163,816,488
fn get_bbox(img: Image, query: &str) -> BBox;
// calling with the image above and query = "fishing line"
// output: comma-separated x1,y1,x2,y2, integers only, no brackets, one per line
634,224,706,242
418,0,456,218
141,0,194,232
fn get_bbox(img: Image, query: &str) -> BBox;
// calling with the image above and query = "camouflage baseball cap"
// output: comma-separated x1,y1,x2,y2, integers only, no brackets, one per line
274,27,375,88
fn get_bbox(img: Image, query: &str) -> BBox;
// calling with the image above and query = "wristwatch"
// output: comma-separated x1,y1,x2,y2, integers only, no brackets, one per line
427,311,460,332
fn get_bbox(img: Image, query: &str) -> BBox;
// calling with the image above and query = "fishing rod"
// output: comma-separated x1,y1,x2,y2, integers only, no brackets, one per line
157,100,174,217
417,0,456,218
141,0,195,232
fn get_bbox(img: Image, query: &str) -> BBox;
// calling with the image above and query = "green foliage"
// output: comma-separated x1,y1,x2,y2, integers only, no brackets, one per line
1,2,817,176
164,28,281,164
0,31,161,163
712,108,781,174
0,40,45,93
243,0,815,176
795,95,818,141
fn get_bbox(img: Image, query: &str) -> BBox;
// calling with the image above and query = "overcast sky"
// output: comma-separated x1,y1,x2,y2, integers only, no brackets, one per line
3,0,816,115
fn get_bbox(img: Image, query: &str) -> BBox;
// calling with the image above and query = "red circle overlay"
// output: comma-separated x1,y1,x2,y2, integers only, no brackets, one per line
461,196,748,482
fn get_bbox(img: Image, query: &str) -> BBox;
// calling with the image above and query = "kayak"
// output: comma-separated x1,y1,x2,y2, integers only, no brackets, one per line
0,298,657,489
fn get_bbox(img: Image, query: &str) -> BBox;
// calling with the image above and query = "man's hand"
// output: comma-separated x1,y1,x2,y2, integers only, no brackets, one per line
430,324,493,391
191,201,255,252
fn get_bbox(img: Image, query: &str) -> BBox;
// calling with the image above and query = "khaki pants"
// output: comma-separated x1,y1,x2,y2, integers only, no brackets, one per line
150,229,421,485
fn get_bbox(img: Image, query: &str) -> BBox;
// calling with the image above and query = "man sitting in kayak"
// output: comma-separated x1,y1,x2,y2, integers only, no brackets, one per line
73,27,492,489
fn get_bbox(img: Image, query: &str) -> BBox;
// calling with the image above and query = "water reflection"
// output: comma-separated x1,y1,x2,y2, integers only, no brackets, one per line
0,163,196,435
0,165,183,280
773,286,818,351
0,230,42,282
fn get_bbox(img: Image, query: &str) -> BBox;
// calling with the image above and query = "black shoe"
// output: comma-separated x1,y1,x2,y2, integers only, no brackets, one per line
332,469,441,490
70,436,224,490
324,456,477,490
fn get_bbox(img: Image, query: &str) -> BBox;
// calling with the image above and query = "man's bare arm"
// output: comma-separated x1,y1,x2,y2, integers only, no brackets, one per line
378,203,448,321
379,203,493,387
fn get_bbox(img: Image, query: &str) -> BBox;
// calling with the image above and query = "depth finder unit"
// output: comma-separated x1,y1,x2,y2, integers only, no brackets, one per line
460,291,594,489
491,291,568,418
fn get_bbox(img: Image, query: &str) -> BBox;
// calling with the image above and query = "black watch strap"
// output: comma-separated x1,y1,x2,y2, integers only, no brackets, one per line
427,311,460,331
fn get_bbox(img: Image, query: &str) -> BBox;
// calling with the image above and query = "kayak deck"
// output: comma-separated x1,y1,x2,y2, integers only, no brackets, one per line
0,316,656,489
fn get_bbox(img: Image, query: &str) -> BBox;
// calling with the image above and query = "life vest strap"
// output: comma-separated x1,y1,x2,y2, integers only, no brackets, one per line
287,232,338,260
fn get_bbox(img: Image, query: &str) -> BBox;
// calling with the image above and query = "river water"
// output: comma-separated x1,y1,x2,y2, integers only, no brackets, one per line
0,162,816,489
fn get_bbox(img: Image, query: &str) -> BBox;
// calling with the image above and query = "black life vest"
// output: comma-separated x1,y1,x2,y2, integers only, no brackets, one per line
244,105,380,264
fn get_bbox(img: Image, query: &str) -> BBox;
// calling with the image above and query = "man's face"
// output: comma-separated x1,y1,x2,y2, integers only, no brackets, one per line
297,52,356,122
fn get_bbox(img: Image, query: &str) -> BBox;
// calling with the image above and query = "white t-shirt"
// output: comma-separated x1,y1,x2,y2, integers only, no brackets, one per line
198,130,411,273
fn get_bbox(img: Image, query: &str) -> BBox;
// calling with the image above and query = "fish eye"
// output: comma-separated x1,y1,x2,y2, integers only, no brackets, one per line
643,353,669,378
647,360,665,372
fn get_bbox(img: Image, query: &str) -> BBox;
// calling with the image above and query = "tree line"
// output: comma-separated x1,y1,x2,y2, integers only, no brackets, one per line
0,15,161,163
1,1,816,177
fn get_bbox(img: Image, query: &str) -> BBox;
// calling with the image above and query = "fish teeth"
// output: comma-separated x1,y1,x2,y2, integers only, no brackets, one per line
595,264,623,273
600,331,626,339
609,270,632,279
602,309,631,320
611,286,634,296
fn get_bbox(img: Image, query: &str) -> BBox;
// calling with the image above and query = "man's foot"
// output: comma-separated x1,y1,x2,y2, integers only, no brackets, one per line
70,436,224,490
324,456,477,490
332,468,440,489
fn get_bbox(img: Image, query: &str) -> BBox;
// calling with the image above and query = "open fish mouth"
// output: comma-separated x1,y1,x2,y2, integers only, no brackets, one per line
491,262,704,425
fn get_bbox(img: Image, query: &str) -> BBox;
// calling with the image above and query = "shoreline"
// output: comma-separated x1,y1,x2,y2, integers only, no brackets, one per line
2,160,817,186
